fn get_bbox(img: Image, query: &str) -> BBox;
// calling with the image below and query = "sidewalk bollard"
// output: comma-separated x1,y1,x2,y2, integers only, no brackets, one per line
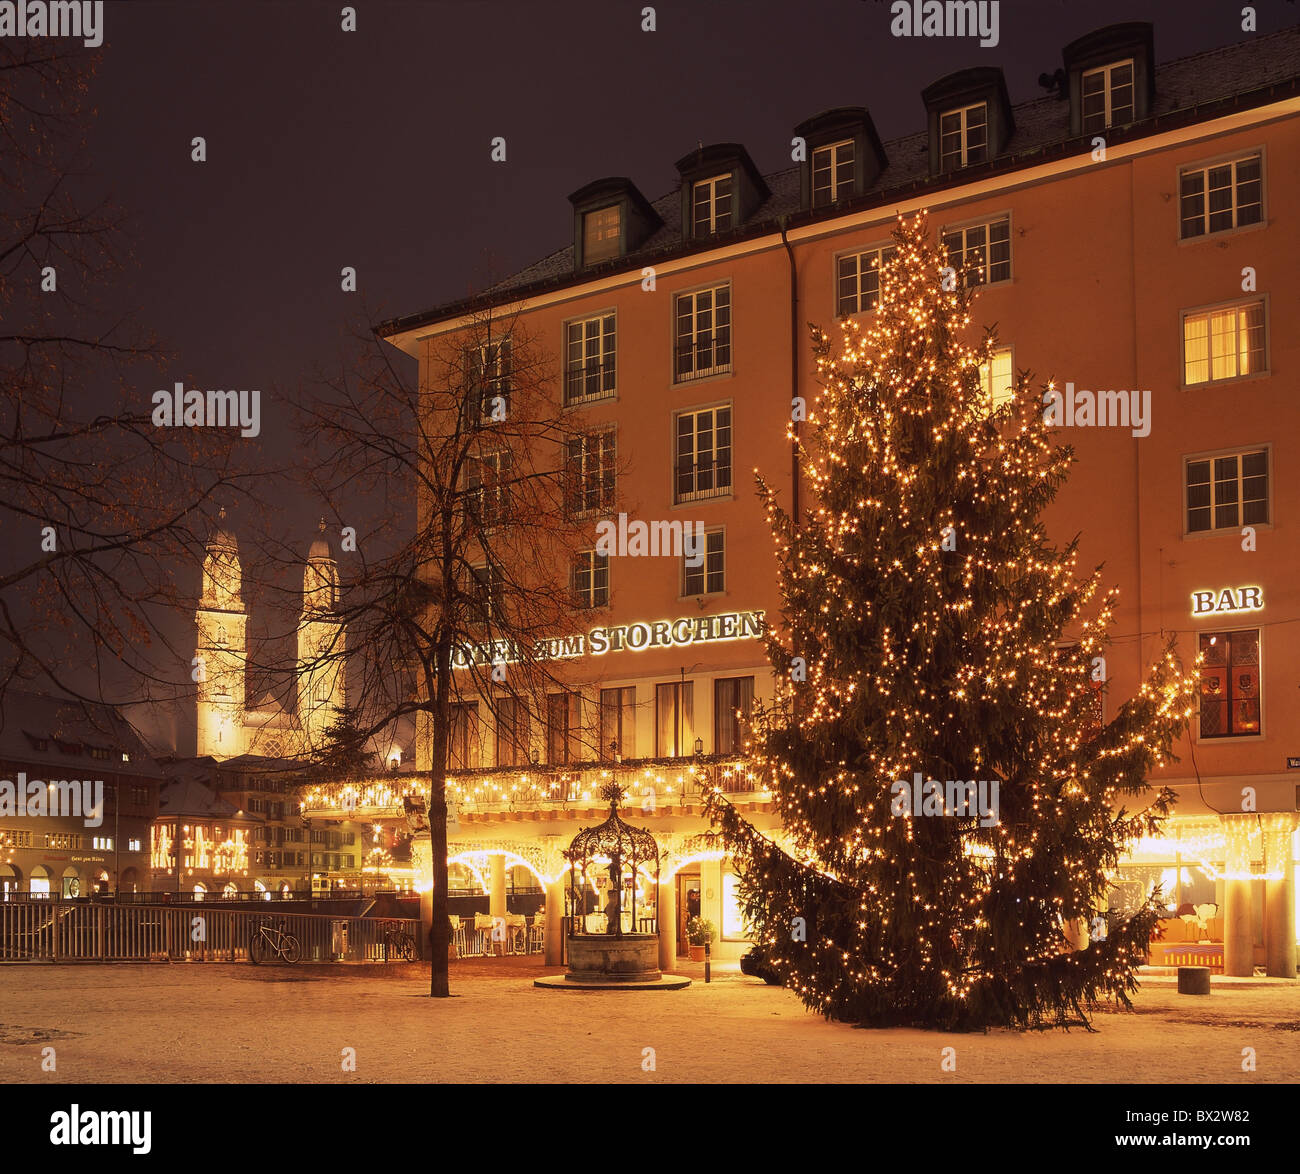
704,940,710,984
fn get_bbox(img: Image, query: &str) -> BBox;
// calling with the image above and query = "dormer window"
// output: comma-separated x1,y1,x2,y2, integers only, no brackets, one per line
692,175,733,235
1081,60,1134,132
676,145,768,243
582,206,621,264
939,102,988,170
812,140,855,207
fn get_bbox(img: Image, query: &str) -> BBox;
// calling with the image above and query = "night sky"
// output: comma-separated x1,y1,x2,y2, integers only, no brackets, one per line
50,0,1291,747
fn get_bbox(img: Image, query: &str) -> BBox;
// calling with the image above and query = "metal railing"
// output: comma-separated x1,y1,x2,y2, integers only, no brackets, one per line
0,903,422,963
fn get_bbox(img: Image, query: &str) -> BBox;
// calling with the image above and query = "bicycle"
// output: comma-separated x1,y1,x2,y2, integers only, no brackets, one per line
380,921,415,961
249,916,301,964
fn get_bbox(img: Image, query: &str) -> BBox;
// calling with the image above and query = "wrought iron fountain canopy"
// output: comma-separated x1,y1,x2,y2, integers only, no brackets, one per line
563,783,660,939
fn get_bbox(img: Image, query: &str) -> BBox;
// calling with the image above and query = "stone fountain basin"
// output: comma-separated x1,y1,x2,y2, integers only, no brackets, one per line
565,933,661,982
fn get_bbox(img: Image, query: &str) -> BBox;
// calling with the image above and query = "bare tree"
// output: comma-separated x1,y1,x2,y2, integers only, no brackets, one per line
0,43,248,712
298,303,616,997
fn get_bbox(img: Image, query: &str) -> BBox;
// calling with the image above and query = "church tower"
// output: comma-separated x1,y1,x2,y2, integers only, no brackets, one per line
297,521,346,752
196,510,248,758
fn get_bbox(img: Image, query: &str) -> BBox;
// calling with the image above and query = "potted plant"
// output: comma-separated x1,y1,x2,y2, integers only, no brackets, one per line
686,916,716,962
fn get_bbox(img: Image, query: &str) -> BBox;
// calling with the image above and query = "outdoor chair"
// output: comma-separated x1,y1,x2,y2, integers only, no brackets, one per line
527,914,545,953
473,913,495,955
504,912,527,954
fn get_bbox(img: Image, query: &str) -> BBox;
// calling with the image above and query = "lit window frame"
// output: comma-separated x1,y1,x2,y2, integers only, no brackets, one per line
1196,628,1262,741
938,102,988,171
1178,151,1264,241
1180,297,1267,388
835,243,896,317
811,139,856,207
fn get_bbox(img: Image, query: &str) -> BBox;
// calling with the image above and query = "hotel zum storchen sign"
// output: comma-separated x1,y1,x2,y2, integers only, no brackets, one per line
453,610,767,668
1190,586,1263,616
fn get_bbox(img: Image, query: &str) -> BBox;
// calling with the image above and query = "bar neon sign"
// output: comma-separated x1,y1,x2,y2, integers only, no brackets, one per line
1190,586,1263,616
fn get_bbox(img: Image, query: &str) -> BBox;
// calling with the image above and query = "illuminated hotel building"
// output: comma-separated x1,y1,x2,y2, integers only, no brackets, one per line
311,23,1300,974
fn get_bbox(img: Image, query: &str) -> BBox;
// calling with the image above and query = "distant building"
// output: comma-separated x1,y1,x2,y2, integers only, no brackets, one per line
0,691,163,897
195,513,346,759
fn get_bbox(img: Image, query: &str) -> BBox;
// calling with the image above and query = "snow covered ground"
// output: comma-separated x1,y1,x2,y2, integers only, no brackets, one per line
0,957,1295,1083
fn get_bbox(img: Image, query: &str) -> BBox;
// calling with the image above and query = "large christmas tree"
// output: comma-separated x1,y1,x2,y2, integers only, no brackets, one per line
709,212,1196,1030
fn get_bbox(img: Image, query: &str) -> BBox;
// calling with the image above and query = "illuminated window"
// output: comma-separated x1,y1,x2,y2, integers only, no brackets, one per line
976,347,1015,411
449,701,480,769
495,697,530,767
582,205,621,264
1185,448,1268,533
599,686,636,761
655,681,694,758
714,676,755,756
1180,154,1262,240
546,692,583,765
836,245,895,316
1081,60,1134,132
692,174,733,235
1198,630,1260,738
812,140,855,206
942,216,1011,286
939,102,987,170
721,871,751,941
1182,300,1265,386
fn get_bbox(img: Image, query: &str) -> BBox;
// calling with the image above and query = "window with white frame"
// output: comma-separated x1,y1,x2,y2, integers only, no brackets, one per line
674,406,732,503
1081,60,1134,133
1185,448,1268,533
470,562,503,624
692,174,734,235
466,449,511,528
494,696,530,767
565,430,616,516
714,676,755,756
564,312,616,404
674,284,732,381
583,205,621,264
1179,154,1263,239
546,692,584,765
682,529,724,596
599,686,636,760
1198,629,1260,738
468,339,511,422
939,102,988,170
450,702,480,768
977,347,1014,411
941,217,1011,285
1182,300,1265,385
572,549,610,608
812,140,856,206
655,681,694,757
836,245,896,316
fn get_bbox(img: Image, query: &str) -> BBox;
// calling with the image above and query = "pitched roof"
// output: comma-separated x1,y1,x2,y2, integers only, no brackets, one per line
380,26,1300,337
0,690,164,779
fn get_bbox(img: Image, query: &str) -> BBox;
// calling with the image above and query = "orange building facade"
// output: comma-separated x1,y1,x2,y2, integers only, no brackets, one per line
337,22,1300,974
